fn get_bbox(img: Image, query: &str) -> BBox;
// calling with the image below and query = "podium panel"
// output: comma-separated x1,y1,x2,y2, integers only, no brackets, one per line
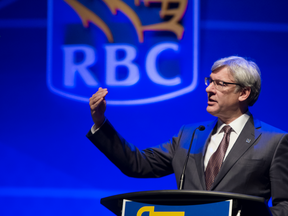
101,190,272,216
122,199,232,216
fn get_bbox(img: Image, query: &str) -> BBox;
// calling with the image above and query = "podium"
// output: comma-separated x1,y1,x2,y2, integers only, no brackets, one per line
101,190,272,216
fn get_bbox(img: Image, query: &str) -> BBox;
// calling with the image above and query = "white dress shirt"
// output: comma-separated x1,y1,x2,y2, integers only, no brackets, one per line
204,112,251,170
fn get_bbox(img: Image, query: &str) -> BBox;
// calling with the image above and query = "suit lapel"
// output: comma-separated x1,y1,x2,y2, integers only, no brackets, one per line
210,116,262,190
193,120,217,190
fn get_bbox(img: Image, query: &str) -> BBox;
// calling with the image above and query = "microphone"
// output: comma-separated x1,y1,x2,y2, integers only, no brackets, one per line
178,125,205,190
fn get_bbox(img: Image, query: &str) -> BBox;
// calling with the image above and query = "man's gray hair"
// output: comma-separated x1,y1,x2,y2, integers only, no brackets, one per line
212,56,261,106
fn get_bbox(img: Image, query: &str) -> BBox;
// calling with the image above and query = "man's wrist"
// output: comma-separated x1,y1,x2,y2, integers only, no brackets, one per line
91,118,107,134
94,117,105,128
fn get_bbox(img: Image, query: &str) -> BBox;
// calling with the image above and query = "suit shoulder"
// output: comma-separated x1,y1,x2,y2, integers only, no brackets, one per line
257,119,287,134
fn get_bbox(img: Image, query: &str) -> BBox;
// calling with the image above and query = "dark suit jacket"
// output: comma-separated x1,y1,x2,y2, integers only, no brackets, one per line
87,116,288,216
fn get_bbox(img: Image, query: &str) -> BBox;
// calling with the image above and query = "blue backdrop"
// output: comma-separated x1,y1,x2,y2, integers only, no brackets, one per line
1,0,288,215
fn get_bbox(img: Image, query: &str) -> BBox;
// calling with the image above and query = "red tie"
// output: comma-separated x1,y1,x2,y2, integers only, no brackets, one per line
205,125,232,190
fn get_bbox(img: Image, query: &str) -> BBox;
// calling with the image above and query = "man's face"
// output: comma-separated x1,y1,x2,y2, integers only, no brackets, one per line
206,67,242,122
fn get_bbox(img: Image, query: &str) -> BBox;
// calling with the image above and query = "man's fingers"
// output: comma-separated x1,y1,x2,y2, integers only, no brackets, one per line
90,92,105,101
89,96,102,108
97,87,107,92
91,89,108,100
90,97,104,110
90,100,101,110
90,92,106,105
90,89,108,105
89,88,108,111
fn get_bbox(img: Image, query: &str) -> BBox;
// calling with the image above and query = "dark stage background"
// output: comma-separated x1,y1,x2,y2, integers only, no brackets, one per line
1,0,288,215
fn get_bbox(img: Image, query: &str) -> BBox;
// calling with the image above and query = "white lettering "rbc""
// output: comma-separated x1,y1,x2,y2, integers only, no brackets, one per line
62,43,181,87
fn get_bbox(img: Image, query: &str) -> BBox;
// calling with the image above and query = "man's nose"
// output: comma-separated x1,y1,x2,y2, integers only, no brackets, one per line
206,82,215,93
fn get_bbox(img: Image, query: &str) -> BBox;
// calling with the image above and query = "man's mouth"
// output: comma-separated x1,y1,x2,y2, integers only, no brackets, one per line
208,98,217,104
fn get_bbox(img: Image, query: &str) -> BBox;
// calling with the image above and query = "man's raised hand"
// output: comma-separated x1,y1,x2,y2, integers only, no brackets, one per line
89,87,108,128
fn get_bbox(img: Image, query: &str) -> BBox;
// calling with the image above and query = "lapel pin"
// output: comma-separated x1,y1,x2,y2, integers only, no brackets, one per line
246,139,251,143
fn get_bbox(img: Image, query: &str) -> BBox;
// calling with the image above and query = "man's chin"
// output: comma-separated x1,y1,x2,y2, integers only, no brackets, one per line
206,106,218,116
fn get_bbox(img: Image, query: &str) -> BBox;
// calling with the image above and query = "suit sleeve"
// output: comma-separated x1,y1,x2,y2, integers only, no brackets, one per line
86,120,184,178
269,134,288,216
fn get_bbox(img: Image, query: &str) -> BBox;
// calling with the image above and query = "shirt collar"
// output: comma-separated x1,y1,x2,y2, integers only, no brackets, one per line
216,111,251,135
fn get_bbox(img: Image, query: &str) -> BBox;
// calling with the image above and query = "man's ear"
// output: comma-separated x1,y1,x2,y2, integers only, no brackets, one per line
239,87,251,102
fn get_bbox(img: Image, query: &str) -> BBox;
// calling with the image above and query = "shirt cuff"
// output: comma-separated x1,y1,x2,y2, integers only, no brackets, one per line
91,118,107,134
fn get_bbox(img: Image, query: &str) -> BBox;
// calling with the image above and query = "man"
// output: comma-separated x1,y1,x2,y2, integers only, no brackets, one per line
87,56,288,216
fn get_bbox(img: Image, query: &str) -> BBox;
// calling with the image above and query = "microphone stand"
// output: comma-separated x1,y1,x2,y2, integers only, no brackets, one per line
179,125,205,190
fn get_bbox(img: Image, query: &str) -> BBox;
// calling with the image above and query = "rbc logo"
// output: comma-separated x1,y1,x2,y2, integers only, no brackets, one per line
47,0,199,105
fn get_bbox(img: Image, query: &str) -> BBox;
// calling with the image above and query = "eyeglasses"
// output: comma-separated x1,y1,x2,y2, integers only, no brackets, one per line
205,77,242,90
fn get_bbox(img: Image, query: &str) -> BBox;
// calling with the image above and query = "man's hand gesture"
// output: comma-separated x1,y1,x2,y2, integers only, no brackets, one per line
89,87,108,128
